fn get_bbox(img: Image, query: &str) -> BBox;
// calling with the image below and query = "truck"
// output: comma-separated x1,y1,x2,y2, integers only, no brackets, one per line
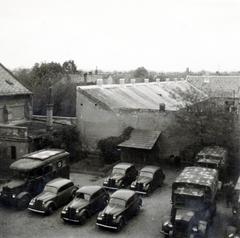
162,166,219,238
0,149,70,209
195,146,228,182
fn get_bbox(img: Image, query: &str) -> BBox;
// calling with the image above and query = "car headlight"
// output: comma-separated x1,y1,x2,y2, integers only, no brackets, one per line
233,209,237,214
12,194,16,198
29,199,35,205
228,234,234,238
76,208,81,213
61,210,67,214
113,215,117,220
192,226,198,232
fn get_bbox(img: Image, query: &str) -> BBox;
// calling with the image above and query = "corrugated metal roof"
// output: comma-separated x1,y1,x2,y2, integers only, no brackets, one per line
186,75,240,98
118,129,161,150
77,81,207,111
197,146,227,157
0,63,31,96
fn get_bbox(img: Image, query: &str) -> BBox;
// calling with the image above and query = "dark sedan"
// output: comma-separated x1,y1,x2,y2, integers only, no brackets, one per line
130,165,165,195
28,178,77,215
96,189,142,231
61,185,109,223
103,163,138,190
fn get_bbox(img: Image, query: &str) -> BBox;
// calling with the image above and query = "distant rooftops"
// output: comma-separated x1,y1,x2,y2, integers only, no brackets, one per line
77,80,207,111
186,75,240,98
0,63,31,96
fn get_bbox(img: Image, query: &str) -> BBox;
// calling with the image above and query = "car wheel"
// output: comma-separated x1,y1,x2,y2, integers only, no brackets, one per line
17,195,31,210
117,217,125,232
134,203,141,216
81,212,88,224
46,204,55,215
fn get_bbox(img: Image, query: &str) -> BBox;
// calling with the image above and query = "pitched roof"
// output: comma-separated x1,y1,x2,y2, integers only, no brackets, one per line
77,81,207,111
0,63,31,96
118,129,161,150
186,75,240,98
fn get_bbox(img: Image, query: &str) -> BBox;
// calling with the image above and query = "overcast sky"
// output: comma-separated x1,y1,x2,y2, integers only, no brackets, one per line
1,0,240,72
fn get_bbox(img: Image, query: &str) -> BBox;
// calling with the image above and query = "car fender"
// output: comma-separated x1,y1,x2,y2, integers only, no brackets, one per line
44,200,56,209
79,209,89,217
115,215,124,224
16,191,30,200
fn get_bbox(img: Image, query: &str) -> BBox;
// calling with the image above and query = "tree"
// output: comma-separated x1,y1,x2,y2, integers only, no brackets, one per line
133,67,149,79
62,60,77,74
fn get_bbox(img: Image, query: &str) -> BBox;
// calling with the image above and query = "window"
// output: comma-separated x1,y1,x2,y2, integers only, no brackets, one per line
11,146,16,160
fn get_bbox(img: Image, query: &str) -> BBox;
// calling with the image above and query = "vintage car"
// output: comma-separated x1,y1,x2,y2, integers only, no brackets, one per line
103,163,138,190
61,185,109,223
130,165,165,195
0,149,70,209
96,189,142,231
28,178,77,215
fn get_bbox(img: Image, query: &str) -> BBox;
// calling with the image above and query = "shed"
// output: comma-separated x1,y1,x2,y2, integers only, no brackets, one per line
118,129,161,163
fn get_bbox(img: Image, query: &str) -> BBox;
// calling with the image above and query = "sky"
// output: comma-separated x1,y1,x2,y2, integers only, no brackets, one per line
1,0,240,72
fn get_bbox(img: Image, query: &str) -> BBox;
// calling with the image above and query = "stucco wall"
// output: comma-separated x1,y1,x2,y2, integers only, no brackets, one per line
0,95,31,123
76,91,194,159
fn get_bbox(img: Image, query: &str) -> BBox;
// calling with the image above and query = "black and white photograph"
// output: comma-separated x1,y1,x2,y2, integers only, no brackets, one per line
1,0,240,237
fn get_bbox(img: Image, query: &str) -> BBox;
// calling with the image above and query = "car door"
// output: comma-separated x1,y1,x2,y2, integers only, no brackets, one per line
89,191,100,213
125,196,135,218
57,183,71,206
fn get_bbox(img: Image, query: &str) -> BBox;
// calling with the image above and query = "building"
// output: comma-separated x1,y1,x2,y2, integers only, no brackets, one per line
0,63,33,172
76,79,207,162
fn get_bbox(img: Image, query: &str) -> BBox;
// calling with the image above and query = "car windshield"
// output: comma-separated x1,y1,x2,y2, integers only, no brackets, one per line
140,171,153,178
112,168,125,176
12,171,28,180
198,162,218,169
44,185,58,194
174,194,204,211
75,192,91,201
109,198,126,207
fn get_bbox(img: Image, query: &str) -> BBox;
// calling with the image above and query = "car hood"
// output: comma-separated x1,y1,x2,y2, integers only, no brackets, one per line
109,174,124,181
103,205,123,216
35,191,55,202
175,209,195,223
136,176,152,184
67,198,88,210
3,179,25,189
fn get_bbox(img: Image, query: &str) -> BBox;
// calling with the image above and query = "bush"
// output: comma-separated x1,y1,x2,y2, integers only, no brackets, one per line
98,127,133,164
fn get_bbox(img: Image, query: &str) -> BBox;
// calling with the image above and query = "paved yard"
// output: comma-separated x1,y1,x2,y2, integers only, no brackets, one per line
0,167,234,238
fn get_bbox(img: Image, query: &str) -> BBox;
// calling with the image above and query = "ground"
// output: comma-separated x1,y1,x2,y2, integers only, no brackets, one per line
0,166,233,238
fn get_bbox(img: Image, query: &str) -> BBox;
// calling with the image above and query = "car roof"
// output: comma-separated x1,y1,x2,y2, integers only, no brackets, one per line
113,162,134,170
197,158,220,164
111,189,135,200
46,178,72,188
140,165,160,173
9,149,69,171
77,185,102,195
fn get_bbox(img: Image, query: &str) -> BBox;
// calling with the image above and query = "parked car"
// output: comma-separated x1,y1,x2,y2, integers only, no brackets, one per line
0,149,70,209
96,189,142,231
28,178,77,215
130,165,165,195
61,185,109,223
103,163,138,190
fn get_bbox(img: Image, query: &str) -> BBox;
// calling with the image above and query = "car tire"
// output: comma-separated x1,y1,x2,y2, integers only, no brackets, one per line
81,212,88,224
46,204,55,215
134,203,141,216
117,217,125,232
16,194,31,210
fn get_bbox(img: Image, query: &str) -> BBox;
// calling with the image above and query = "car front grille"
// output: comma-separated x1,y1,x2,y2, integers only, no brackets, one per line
136,183,143,191
68,208,76,218
108,179,115,187
34,200,43,209
104,214,113,224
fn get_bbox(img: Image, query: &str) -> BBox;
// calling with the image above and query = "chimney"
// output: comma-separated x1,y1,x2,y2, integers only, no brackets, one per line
156,78,160,83
159,103,166,112
46,87,53,131
144,78,149,83
130,78,136,84
119,78,125,85
83,73,88,84
97,78,103,87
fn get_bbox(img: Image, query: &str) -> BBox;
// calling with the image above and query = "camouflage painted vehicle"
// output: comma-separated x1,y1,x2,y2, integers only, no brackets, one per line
195,146,228,182
103,163,138,190
28,178,77,215
130,165,165,195
162,166,219,238
0,149,70,209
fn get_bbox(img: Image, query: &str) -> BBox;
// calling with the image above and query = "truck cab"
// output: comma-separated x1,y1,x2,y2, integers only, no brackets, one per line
0,149,70,209
162,166,219,238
